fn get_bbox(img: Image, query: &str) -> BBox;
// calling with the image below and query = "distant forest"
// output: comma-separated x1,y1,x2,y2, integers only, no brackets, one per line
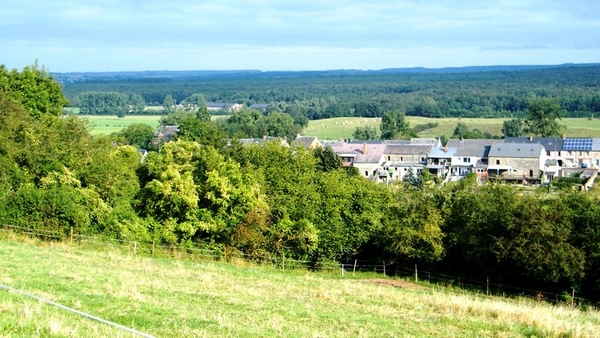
58,64,600,119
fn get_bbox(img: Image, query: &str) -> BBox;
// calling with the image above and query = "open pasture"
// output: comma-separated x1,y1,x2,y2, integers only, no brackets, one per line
79,115,162,136
1,236,599,337
305,117,600,140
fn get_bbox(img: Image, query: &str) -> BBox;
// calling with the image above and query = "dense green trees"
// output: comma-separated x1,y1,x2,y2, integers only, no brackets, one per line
60,65,600,120
380,109,415,140
524,97,565,137
71,92,145,116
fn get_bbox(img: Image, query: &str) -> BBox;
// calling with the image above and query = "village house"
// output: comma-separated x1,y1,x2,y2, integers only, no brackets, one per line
206,102,243,112
446,139,503,180
427,145,456,179
381,144,433,182
487,142,547,182
329,142,387,180
293,136,322,149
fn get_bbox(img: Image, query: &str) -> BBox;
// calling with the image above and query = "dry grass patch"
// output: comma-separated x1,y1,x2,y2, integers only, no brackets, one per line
1,237,599,337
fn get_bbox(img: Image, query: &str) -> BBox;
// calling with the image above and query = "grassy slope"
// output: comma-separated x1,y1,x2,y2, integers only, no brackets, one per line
304,117,600,140
1,236,599,337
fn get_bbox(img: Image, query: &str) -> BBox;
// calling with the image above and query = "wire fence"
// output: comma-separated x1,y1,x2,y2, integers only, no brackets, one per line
1,224,595,307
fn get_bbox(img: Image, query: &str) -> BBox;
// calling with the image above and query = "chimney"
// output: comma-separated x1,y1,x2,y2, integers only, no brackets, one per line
562,134,566,139
363,143,367,155
460,137,464,141
444,145,448,153
529,136,533,141
262,135,267,141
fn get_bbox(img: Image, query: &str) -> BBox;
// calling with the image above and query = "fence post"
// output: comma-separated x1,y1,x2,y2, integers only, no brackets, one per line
341,264,345,277
282,251,285,272
69,227,73,245
353,259,357,276
415,264,418,283
134,242,137,255
571,288,575,308
151,239,155,256
383,261,386,275
486,276,490,295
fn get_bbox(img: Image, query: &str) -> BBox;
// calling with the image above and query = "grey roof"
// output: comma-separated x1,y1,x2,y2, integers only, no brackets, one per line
488,143,544,158
154,125,179,139
249,103,270,110
410,138,441,146
429,146,456,158
293,136,318,148
384,144,433,155
504,137,564,151
206,102,226,108
447,139,504,157
239,136,288,146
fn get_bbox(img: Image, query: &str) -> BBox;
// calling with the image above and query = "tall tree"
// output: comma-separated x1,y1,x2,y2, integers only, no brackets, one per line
0,62,69,118
163,95,176,113
380,109,415,140
524,97,565,137
353,126,379,140
502,118,523,138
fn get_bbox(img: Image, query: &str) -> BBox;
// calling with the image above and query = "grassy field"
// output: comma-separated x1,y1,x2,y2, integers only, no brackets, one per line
304,117,600,140
80,115,162,136
79,114,230,136
1,234,599,337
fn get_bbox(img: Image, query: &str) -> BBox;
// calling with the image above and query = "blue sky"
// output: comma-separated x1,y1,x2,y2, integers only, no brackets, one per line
1,0,599,72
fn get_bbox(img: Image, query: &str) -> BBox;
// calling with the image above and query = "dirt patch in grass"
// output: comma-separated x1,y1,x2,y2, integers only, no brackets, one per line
366,278,424,290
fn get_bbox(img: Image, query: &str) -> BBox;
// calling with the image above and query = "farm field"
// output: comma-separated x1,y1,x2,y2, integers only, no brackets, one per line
79,115,162,136
1,236,599,337
78,114,230,135
304,117,600,140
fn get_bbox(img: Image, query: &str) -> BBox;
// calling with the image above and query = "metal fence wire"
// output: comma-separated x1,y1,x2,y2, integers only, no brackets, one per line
0,224,594,306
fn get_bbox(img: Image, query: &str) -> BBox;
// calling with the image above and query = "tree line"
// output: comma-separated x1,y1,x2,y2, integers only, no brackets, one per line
4,64,600,302
61,65,600,120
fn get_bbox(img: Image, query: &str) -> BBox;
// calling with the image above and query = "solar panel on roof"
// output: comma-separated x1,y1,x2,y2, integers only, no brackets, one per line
564,138,593,151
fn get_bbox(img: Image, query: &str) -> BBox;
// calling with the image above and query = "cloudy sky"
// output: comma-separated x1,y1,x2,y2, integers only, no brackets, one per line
1,0,599,72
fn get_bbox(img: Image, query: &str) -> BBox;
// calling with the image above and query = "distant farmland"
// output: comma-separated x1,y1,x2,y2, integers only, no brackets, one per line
304,117,600,140
77,114,600,139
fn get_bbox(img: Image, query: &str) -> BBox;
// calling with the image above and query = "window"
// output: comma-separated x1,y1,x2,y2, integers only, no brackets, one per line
421,157,426,162
464,157,471,163
400,157,404,161
496,160,500,165
546,151,550,156
387,156,391,161
364,171,368,176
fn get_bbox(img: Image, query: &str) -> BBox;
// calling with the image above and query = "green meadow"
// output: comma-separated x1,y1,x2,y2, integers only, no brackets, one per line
304,117,600,140
79,115,162,136
1,234,600,337
77,114,600,140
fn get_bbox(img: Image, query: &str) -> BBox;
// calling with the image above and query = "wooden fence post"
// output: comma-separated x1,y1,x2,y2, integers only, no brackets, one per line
486,276,490,295
353,259,357,276
69,227,73,245
152,239,155,256
415,264,418,283
341,264,345,277
383,261,386,275
134,242,137,255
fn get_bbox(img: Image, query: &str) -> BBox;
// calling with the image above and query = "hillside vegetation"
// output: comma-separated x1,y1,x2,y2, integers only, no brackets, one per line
2,236,600,337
